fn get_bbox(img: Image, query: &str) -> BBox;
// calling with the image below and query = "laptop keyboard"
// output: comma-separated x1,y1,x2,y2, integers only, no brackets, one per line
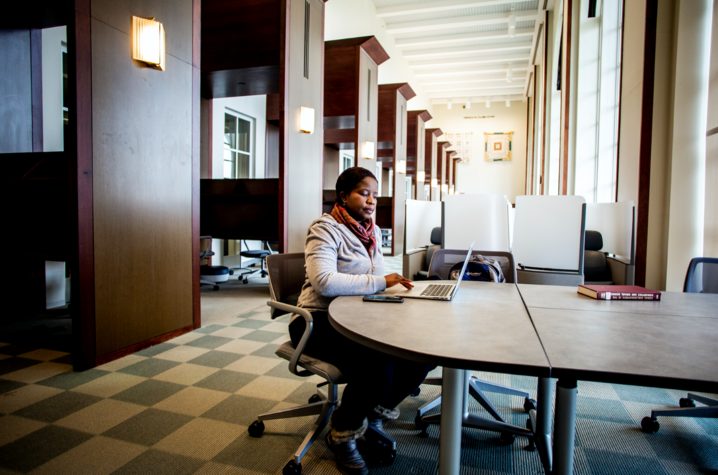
420,284,454,297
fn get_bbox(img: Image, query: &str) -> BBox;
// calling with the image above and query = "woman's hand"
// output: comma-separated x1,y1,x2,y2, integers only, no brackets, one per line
385,273,414,290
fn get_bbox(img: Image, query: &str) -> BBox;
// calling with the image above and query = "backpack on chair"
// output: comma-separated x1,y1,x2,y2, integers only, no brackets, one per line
449,255,505,283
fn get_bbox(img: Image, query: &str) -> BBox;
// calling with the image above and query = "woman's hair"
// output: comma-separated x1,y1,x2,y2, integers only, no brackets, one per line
335,167,378,204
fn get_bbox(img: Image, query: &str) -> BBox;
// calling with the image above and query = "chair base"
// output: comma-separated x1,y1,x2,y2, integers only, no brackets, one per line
643,394,718,433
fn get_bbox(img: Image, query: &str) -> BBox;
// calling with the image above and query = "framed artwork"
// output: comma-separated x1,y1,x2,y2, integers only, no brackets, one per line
484,132,513,161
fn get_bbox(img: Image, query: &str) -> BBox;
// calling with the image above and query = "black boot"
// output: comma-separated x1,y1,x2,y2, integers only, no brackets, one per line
366,405,400,434
327,417,368,475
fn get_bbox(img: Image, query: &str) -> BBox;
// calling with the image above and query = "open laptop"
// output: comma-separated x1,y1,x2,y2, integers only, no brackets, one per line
386,242,475,301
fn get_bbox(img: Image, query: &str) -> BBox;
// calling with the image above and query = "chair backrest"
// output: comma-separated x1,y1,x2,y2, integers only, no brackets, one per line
425,227,442,268
428,249,516,283
684,257,718,294
266,253,306,318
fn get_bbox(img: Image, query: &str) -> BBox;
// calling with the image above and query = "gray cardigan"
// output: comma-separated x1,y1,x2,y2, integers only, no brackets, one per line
296,214,387,317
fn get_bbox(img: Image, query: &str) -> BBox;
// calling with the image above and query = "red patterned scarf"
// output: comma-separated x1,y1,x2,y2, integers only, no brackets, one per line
331,204,376,256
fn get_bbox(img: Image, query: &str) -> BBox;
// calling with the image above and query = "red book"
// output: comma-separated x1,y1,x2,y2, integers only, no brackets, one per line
578,285,661,301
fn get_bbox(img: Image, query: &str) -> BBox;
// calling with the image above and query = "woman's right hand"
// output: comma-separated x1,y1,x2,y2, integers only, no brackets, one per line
385,273,414,290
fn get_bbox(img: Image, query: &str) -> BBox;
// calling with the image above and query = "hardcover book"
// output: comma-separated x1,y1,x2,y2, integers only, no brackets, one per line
577,285,661,301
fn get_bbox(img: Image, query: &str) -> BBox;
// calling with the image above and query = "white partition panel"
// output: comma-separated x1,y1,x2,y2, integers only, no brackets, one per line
585,201,635,262
442,194,511,252
404,200,442,252
513,195,587,271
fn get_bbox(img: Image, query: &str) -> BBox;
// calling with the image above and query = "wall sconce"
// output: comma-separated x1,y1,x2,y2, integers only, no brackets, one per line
397,160,406,174
300,107,315,134
431,178,438,188
441,184,448,193
363,141,375,160
417,170,425,183
450,186,455,195
132,16,165,70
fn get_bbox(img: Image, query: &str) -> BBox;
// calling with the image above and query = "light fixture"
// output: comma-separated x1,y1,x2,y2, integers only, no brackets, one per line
466,99,471,109
486,99,491,108
506,99,511,107
431,178,438,188
450,186,455,195
299,107,315,134
506,67,513,83
441,184,448,193
447,99,452,110
363,141,375,160
132,16,165,70
417,170,425,183
397,159,406,174
508,4,516,38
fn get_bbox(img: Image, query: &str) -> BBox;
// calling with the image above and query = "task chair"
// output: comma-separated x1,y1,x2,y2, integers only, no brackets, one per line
248,253,396,475
415,227,442,280
199,236,229,291
415,249,536,444
584,230,613,284
641,257,718,433
229,240,275,283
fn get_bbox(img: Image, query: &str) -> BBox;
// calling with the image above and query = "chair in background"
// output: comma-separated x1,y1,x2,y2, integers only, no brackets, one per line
229,240,275,284
199,236,229,291
583,230,613,285
248,253,396,475
415,249,536,444
415,227,441,280
641,257,718,433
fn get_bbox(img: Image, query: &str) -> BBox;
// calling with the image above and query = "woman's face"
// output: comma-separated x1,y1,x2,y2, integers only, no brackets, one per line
341,177,378,221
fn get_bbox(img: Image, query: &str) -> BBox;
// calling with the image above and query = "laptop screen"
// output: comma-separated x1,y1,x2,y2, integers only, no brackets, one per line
451,241,475,297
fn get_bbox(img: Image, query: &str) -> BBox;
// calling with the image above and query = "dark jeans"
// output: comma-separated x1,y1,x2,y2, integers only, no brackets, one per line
290,311,431,432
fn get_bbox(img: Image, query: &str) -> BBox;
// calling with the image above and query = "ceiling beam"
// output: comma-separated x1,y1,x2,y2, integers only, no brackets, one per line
420,73,528,86
427,88,526,98
430,94,524,103
377,0,519,18
386,11,540,35
409,53,530,70
414,63,531,77
395,28,534,49
427,85,525,96
403,41,533,59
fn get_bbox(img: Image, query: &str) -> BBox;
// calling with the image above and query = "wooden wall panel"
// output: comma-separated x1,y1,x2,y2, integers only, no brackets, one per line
426,128,442,201
91,0,194,357
356,50,379,172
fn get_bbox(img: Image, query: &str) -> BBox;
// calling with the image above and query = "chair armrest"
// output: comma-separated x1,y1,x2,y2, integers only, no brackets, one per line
266,300,314,377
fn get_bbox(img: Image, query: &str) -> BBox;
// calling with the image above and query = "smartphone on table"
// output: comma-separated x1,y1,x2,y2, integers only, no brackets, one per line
362,295,404,303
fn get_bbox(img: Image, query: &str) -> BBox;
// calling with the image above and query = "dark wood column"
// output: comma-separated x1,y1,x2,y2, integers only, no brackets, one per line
425,128,443,201
407,110,432,200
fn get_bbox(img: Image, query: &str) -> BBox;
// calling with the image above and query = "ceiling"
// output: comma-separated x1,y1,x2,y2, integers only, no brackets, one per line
372,0,548,106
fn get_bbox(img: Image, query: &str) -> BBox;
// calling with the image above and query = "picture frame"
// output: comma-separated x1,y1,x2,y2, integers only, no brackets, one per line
484,132,513,161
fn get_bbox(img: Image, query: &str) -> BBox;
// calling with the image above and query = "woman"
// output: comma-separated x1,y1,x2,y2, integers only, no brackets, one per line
293,167,431,475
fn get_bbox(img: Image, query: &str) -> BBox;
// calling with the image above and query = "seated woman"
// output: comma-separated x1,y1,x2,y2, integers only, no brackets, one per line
293,167,431,475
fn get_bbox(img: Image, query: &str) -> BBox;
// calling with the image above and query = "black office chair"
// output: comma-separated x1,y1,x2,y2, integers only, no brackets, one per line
415,227,442,280
248,253,396,475
584,230,613,284
229,240,275,283
641,257,718,433
199,236,229,291
415,249,536,444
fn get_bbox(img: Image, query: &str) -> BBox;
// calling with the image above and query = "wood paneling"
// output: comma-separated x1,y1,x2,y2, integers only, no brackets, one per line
192,0,201,330
437,141,450,200
425,128,442,201
540,11,549,195
561,0,573,195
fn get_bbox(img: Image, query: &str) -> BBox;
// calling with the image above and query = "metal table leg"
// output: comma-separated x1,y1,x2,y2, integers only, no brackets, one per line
438,368,465,475
528,377,554,474
553,378,577,475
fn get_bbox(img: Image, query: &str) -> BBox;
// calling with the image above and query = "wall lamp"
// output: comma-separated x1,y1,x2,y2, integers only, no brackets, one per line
441,184,448,193
417,170,425,183
450,186,455,195
300,107,315,134
132,16,165,70
363,141,375,160
431,178,438,188
397,159,406,174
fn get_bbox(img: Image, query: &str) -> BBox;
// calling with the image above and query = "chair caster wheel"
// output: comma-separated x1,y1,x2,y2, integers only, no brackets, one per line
229,270,234,275
242,279,249,284
375,448,396,466
414,413,429,437
641,417,659,434
498,432,516,445
410,387,421,397
308,394,321,404
248,420,265,438
213,285,219,291
283,460,301,475
523,397,537,413
679,397,696,408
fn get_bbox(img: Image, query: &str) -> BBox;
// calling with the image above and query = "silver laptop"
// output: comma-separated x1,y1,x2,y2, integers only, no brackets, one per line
387,242,475,301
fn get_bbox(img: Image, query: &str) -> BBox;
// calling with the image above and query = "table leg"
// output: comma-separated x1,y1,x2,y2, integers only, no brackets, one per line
529,377,553,474
553,378,577,475
438,368,465,475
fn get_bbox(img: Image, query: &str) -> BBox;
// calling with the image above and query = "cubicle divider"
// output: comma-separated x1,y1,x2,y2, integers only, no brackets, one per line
402,199,442,278
513,195,587,286
441,194,511,252
585,201,636,284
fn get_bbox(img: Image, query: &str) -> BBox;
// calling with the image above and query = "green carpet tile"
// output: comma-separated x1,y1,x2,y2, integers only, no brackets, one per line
2,303,718,474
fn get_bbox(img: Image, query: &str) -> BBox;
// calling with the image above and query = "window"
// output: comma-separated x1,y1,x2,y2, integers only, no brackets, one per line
62,42,68,150
388,169,393,198
224,111,252,178
405,176,411,200
342,154,353,172
375,163,382,194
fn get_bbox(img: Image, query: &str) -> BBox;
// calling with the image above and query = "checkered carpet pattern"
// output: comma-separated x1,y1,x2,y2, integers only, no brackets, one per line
2,304,718,474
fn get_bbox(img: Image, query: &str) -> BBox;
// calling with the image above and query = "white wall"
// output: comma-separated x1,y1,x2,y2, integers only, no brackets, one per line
325,0,434,117
430,102,527,203
210,95,267,179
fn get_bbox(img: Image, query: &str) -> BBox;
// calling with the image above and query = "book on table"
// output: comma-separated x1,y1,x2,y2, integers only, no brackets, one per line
577,285,661,301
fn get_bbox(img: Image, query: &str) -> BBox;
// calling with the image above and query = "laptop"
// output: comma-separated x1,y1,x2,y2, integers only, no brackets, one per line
386,242,475,301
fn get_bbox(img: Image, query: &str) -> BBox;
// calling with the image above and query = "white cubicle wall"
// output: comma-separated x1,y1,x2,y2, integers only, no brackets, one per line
442,194,511,252
404,200,442,252
513,195,587,272
585,201,635,263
